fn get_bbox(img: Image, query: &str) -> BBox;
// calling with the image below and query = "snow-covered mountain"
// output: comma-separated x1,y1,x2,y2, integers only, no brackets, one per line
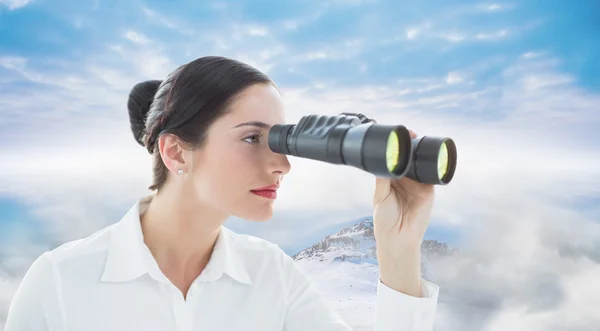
293,216,458,281
293,217,378,264
292,216,459,330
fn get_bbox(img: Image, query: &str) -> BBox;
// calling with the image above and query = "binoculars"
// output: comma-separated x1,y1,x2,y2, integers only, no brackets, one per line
268,113,457,185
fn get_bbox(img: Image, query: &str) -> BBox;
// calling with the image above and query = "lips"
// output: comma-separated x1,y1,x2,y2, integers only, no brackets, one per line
251,184,279,199
252,184,279,191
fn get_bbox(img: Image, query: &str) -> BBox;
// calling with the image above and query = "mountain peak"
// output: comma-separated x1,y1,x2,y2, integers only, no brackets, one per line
292,216,458,264
292,216,377,264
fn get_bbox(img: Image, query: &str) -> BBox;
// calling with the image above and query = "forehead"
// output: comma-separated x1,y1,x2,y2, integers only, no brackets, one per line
216,83,286,128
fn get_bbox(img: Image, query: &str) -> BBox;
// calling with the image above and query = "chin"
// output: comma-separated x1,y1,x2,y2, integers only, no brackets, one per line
246,215,272,222
209,192,276,223
243,209,274,222
231,192,277,222
234,202,275,222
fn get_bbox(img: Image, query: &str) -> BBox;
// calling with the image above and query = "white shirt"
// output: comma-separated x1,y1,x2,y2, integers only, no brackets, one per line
5,195,439,331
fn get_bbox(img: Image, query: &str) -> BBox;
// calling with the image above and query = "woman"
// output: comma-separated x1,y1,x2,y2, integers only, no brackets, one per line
5,56,439,330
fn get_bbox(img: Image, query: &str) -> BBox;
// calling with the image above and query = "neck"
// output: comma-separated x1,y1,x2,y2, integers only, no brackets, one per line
140,184,230,287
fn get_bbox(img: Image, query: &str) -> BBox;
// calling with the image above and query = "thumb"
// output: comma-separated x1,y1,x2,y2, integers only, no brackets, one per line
373,177,392,206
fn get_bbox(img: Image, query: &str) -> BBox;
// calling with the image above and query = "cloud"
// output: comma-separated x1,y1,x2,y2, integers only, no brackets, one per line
324,0,377,6
405,28,419,40
446,71,465,84
244,24,269,37
279,42,368,75
426,200,600,331
435,27,513,43
476,29,509,40
276,10,327,31
124,30,151,44
283,20,299,30
400,22,433,41
522,51,544,59
0,57,27,71
3,49,596,244
0,33,175,133
385,5,536,45
478,3,516,12
0,0,31,10
140,5,195,36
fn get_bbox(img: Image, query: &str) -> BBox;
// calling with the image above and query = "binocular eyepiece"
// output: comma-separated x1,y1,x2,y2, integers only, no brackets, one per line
268,113,457,185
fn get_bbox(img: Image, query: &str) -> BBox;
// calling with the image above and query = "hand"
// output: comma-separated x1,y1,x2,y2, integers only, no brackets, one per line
372,130,436,297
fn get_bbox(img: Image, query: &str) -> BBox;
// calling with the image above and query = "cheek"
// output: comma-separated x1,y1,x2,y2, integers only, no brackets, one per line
195,145,263,202
222,145,263,180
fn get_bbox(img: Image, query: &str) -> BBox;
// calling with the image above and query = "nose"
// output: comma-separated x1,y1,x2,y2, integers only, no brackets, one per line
268,152,291,177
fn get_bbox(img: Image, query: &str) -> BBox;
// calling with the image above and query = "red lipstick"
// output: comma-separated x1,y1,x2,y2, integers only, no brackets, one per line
251,184,279,199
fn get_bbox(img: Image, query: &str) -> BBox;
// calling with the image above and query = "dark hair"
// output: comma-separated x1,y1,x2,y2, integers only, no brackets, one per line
127,56,273,191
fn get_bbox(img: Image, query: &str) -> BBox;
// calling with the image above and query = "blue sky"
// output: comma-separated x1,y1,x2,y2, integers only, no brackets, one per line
1,0,600,329
1,0,598,89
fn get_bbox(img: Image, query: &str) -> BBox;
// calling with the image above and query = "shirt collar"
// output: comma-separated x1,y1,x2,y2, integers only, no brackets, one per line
101,195,252,285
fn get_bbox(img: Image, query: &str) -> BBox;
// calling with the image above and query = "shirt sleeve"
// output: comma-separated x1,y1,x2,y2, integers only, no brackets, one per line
278,247,439,331
4,251,67,331
375,277,439,330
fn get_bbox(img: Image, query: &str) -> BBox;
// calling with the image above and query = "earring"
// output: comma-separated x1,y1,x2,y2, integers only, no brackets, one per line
177,169,184,175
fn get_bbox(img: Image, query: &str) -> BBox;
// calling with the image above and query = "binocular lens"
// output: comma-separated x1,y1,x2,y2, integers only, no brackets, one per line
386,131,400,173
438,141,449,180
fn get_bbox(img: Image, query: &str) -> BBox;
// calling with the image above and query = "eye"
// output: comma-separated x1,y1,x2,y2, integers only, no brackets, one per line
243,133,263,144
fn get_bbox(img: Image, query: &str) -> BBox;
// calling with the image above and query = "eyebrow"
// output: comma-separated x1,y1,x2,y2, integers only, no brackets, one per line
232,121,271,129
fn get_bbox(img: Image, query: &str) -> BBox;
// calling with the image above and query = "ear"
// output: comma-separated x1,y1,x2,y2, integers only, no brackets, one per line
157,134,190,174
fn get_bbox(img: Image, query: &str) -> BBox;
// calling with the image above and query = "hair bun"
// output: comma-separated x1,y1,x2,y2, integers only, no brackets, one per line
127,80,163,147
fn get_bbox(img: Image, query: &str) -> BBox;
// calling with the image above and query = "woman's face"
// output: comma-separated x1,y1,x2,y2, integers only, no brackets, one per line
189,83,291,222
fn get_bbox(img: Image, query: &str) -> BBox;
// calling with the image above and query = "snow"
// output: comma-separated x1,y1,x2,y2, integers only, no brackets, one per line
291,217,461,330
296,258,497,331
296,259,380,330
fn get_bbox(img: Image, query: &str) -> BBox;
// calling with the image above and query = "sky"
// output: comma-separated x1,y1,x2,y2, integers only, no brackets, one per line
1,0,599,330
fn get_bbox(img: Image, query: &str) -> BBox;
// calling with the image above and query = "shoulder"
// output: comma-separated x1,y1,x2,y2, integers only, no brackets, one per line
26,223,115,284
5,225,115,329
46,223,114,266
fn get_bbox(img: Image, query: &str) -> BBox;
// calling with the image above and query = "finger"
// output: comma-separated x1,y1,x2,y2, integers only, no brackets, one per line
408,129,418,139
